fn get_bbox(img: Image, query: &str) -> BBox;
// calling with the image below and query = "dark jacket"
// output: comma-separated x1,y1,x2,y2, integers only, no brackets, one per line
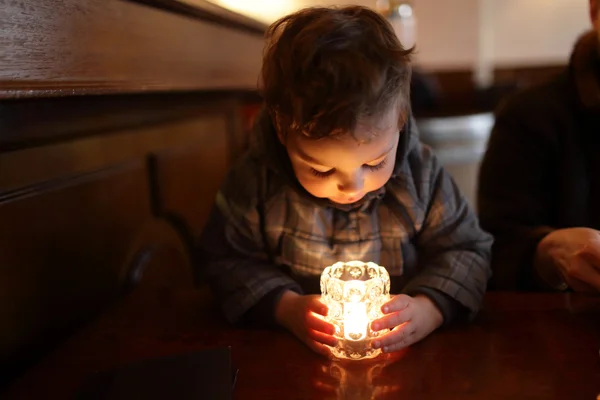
198,110,492,326
478,31,600,290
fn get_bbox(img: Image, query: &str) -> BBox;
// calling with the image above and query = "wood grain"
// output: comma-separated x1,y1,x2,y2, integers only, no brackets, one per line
129,0,266,34
0,97,243,193
0,92,249,386
0,0,262,389
152,137,229,238
0,162,173,380
150,104,239,238
2,290,599,399
0,92,253,151
0,0,264,98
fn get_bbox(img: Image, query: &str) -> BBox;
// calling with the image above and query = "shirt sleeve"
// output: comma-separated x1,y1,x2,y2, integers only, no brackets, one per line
196,155,301,325
402,140,493,321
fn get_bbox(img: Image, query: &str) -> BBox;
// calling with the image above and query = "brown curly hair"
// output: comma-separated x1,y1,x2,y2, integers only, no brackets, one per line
260,6,414,140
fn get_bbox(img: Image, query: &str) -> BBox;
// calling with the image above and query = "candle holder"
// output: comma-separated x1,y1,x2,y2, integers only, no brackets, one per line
320,261,391,360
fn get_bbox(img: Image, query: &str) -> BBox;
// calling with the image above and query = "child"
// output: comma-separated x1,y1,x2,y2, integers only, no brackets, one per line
198,6,492,357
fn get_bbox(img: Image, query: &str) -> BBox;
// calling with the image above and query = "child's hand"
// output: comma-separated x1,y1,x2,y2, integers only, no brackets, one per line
275,291,337,357
371,294,443,353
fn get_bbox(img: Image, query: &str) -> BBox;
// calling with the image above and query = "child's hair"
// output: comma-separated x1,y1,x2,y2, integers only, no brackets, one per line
260,6,413,140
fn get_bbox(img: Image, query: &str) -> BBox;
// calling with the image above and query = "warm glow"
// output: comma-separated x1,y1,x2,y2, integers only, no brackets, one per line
207,0,300,24
397,4,413,18
320,261,390,360
375,0,390,14
343,302,368,341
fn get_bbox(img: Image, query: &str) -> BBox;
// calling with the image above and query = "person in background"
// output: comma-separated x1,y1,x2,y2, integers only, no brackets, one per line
410,68,441,116
478,1,600,292
199,6,492,357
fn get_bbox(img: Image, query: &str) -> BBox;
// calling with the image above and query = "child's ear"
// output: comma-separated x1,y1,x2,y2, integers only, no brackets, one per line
276,129,286,146
272,112,287,145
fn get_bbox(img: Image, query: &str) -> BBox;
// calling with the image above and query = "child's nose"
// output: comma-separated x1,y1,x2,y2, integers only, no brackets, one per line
338,175,364,195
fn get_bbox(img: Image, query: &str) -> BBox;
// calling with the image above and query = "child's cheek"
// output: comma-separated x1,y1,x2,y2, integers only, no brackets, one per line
297,176,334,199
362,170,390,194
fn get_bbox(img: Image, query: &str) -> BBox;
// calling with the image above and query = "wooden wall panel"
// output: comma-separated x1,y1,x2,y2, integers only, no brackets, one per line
0,0,260,388
0,93,247,385
494,64,565,89
417,63,566,116
0,162,153,376
153,134,229,238
0,93,249,151
0,109,233,192
0,0,265,98
152,111,233,242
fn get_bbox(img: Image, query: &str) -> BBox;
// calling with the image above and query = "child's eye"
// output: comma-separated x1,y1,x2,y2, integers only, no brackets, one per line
310,168,335,178
364,158,388,171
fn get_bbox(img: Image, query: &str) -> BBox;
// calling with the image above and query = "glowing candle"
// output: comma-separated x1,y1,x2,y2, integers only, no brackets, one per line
344,301,368,341
320,261,390,360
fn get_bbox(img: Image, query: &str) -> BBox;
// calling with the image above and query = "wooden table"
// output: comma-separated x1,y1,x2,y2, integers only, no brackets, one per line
3,286,600,400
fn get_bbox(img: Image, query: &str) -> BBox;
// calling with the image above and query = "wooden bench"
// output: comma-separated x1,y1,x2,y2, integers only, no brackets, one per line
0,0,265,386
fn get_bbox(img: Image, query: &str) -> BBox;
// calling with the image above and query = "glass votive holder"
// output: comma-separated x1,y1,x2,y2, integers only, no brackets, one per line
320,261,391,360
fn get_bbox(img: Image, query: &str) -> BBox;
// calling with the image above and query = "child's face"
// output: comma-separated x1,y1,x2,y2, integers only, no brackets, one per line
282,108,401,205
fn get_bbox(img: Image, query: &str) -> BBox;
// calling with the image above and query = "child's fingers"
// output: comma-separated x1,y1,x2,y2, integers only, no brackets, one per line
565,255,600,290
308,297,329,316
307,328,338,347
372,322,417,353
306,339,334,358
306,311,336,335
381,294,412,314
579,243,600,269
371,307,412,331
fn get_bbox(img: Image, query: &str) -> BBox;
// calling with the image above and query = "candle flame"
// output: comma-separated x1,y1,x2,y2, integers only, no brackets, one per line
343,302,368,341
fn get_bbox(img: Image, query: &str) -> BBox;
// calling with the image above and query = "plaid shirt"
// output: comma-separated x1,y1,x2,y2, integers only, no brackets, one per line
198,110,492,325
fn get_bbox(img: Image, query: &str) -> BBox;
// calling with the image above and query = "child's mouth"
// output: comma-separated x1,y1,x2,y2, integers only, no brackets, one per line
334,195,363,205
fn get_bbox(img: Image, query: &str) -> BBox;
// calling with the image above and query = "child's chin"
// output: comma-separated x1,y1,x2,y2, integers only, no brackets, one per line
330,195,364,205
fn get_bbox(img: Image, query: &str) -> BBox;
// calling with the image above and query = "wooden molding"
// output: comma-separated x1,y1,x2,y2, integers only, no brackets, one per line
128,0,267,34
0,91,256,151
0,0,264,99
